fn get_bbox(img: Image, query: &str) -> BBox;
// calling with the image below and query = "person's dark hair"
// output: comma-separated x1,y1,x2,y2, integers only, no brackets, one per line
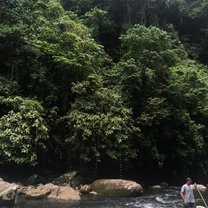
186,177,192,182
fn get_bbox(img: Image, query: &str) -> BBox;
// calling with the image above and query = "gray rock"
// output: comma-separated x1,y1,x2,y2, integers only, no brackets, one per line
91,179,143,197
52,171,77,186
52,171,85,188
0,180,19,205
26,174,45,185
71,175,85,188
160,182,169,188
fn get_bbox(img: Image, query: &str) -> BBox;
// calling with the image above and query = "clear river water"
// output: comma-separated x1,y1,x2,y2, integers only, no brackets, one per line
2,187,207,208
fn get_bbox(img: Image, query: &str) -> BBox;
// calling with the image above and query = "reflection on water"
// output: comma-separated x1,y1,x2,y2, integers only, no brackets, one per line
4,187,206,208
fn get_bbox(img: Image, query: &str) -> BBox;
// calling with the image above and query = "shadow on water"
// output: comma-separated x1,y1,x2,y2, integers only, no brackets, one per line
4,187,208,208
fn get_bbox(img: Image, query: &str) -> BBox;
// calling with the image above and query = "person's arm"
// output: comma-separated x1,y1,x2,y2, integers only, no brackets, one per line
180,191,186,204
180,186,186,204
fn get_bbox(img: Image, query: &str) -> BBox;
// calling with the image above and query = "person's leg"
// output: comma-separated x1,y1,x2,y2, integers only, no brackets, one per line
189,203,196,208
185,203,191,208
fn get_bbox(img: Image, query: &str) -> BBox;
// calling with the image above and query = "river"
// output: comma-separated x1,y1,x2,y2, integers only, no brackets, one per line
3,187,206,208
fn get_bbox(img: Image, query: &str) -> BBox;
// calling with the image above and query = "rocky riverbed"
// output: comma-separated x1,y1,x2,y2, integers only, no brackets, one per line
0,171,207,207
0,171,144,206
4,187,208,208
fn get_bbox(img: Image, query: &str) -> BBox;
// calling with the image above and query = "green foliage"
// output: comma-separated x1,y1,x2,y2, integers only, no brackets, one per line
82,7,115,42
32,0,105,73
30,0,108,112
120,25,187,69
109,24,208,175
116,25,187,117
0,96,48,165
61,0,93,14
0,0,109,168
0,0,107,107
62,0,208,65
0,76,19,96
161,61,208,171
165,0,208,64
1,0,208,179
66,74,138,164
168,60,208,113
167,0,208,18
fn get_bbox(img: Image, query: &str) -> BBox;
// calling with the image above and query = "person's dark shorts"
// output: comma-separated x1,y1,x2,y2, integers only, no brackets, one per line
183,203,196,208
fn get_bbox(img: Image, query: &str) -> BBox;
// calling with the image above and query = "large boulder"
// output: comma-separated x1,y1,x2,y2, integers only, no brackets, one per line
197,184,207,192
0,179,19,206
192,184,207,192
19,183,81,201
23,184,51,199
46,183,81,201
91,179,143,197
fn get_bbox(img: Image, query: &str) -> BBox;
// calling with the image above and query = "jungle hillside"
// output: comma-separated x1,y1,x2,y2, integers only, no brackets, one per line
1,0,208,184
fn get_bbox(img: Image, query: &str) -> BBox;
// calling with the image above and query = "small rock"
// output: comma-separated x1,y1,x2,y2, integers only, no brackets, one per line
80,184,91,194
89,191,98,196
151,185,162,190
160,182,169,188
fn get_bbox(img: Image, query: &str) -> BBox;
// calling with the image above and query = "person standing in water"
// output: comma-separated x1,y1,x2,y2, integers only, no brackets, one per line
180,177,196,208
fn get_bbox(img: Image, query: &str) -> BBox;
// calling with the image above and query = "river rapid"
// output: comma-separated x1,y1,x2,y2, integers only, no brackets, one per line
3,187,206,208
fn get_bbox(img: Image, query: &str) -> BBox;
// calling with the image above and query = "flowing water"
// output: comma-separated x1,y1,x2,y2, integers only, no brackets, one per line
3,187,207,208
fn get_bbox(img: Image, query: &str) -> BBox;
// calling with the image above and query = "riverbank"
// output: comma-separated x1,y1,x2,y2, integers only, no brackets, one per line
7,187,208,208
1,170,208,208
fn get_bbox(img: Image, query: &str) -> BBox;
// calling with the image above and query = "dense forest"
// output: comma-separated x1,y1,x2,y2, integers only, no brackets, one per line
1,0,208,184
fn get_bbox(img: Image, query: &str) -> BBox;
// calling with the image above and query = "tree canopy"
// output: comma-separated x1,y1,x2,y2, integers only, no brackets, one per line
1,0,208,182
